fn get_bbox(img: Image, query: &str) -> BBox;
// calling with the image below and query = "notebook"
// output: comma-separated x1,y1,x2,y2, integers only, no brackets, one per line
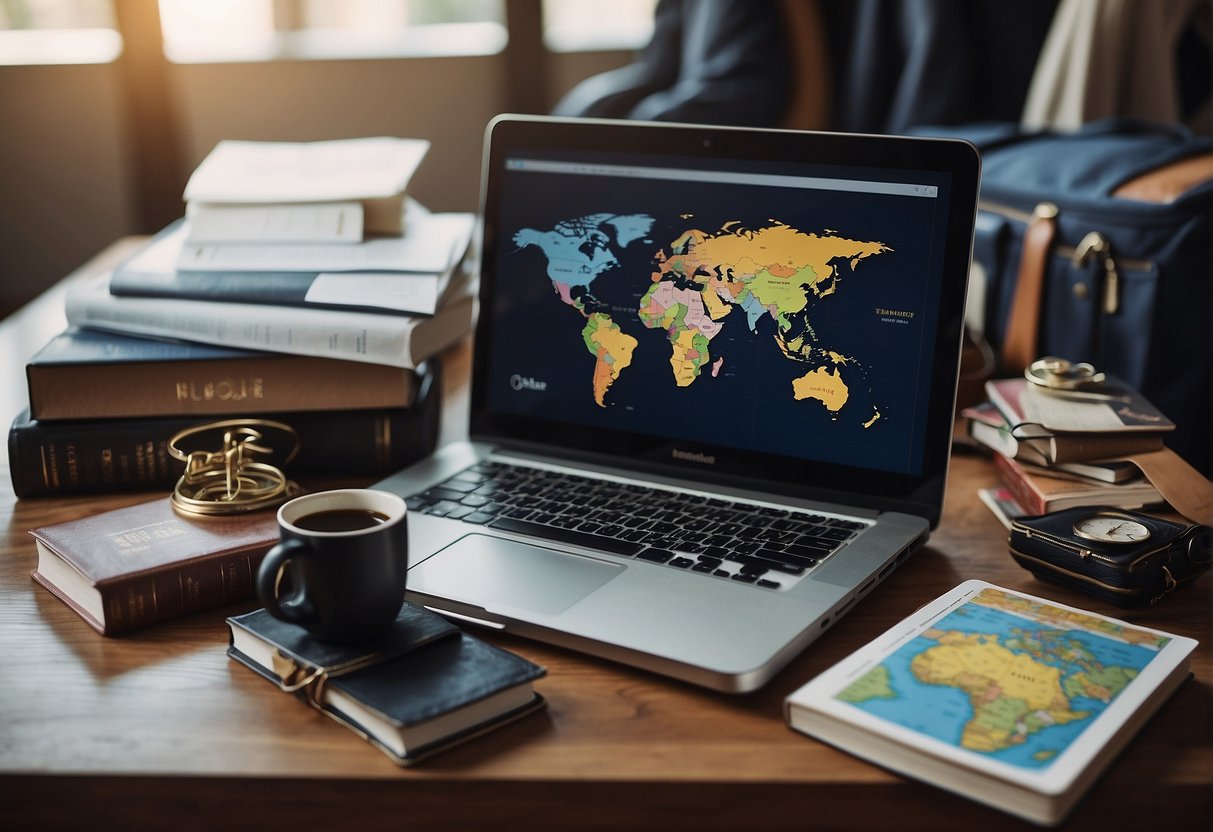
376,115,980,692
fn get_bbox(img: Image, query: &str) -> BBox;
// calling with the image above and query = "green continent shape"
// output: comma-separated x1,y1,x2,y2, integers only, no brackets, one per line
910,631,1090,754
747,263,818,325
1062,665,1138,703
837,665,896,704
581,313,637,407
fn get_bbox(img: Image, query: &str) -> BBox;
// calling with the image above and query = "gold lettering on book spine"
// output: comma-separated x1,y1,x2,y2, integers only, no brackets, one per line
176,378,266,403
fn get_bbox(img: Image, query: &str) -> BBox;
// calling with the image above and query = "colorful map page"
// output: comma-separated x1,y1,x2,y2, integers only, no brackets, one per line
835,587,1168,770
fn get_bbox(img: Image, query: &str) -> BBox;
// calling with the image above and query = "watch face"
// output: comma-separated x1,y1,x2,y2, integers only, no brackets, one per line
1072,515,1152,544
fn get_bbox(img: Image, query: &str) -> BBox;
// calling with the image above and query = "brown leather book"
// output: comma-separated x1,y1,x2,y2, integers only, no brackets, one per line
30,498,279,635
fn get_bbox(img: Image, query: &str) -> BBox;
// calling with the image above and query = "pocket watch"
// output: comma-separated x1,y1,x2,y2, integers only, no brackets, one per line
1072,510,1152,544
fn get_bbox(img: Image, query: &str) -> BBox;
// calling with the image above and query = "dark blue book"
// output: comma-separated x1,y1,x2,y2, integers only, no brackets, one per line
227,603,546,765
9,360,441,498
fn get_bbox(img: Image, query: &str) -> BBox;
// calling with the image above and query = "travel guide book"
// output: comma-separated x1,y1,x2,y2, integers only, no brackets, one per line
784,581,1196,825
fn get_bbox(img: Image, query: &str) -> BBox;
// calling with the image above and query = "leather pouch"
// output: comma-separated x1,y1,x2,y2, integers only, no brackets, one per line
1008,507,1211,607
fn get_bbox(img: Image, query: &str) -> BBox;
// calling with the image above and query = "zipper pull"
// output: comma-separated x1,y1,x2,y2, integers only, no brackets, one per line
1071,232,1120,315
1102,257,1120,315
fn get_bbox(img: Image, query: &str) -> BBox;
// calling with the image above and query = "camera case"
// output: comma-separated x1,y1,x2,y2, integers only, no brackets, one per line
1008,506,1210,607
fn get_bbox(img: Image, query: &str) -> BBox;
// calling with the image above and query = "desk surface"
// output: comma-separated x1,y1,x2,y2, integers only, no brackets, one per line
1,243,1209,831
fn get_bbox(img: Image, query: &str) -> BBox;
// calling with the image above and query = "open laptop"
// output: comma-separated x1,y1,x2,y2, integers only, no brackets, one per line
376,115,980,692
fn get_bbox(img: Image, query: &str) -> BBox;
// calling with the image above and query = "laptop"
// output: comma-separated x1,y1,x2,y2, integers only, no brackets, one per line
376,115,980,692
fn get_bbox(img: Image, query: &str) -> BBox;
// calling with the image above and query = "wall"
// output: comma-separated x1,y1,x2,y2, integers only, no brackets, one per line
0,47,634,316
0,63,136,313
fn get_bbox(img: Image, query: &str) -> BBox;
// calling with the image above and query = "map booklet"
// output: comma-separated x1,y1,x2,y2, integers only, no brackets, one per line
784,581,1196,825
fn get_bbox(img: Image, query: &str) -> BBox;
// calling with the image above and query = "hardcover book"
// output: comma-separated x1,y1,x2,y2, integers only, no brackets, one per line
785,581,1197,826
10,362,441,498
183,137,431,235
962,402,1144,479
30,497,280,635
227,604,547,765
27,327,417,421
993,453,1163,516
983,378,1171,464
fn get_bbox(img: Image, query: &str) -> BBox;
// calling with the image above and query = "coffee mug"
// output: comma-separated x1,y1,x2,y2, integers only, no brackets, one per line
255,488,408,643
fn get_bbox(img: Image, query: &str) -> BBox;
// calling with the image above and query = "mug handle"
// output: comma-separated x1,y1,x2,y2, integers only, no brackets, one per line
256,538,315,625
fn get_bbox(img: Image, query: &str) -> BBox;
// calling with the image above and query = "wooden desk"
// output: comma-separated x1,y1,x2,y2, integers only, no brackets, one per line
1,243,1209,831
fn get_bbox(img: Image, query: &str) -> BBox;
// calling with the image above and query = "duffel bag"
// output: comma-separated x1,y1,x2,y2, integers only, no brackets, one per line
928,119,1212,474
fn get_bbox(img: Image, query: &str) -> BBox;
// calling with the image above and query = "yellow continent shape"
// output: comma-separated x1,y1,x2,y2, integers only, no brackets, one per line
911,632,1089,753
583,313,637,407
792,366,849,411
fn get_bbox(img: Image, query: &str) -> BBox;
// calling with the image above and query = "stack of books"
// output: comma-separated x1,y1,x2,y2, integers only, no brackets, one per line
10,137,476,498
962,377,1174,526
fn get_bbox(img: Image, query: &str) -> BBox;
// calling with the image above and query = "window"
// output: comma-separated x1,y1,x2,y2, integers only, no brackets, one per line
542,0,656,53
158,0,507,64
0,0,121,65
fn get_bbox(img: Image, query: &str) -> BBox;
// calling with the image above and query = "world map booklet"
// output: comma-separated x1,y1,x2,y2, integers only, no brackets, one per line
784,581,1196,825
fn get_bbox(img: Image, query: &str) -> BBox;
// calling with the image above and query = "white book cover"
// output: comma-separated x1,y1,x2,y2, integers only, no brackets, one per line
176,211,474,275
183,137,430,203
184,202,365,244
785,580,1196,825
65,273,475,369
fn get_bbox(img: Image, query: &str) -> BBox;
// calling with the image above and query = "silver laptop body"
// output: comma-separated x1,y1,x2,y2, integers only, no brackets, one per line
376,115,980,693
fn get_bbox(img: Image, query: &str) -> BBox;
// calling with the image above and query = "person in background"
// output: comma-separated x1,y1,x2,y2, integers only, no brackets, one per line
552,0,790,127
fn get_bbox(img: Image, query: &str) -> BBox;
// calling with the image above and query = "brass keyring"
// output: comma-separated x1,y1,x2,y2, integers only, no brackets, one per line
1025,356,1106,391
169,419,302,516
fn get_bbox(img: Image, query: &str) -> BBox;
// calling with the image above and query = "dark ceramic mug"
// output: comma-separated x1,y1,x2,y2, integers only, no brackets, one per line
255,489,408,643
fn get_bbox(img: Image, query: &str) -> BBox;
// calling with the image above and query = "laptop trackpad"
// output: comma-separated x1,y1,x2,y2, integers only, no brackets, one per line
411,534,625,616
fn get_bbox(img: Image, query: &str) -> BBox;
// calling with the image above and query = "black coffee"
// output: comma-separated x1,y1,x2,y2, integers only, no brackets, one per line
294,508,390,533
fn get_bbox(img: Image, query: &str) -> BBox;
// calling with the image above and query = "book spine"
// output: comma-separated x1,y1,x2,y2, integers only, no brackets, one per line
10,366,438,498
992,453,1047,515
65,277,423,368
1046,433,1164,464
28,354,415,421
98,549,265,635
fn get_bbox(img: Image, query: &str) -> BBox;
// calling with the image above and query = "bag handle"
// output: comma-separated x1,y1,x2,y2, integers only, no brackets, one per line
1000,203,1058,374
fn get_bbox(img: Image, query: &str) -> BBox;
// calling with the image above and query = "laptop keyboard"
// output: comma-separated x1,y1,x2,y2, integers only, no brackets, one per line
404,461,869,591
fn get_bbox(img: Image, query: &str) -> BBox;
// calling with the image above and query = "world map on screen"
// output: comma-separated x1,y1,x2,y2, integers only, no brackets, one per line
513,212,892,428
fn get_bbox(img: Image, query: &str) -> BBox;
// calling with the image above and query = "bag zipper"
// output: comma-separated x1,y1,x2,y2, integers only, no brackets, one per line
1008,547,1145,597
980,200,1154,315
1012,523,1173,570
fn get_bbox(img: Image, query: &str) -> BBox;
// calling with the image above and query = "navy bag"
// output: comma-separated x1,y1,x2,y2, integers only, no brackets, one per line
930,120,1213,474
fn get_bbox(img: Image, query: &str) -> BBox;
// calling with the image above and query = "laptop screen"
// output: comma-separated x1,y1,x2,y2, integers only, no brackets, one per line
471,117,979,521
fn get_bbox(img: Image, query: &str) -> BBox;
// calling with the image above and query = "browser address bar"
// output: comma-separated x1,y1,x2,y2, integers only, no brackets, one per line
505,158,939,199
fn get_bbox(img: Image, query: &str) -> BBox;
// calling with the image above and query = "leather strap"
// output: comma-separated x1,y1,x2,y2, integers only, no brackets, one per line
1001,203,1057,374
1113,153,1213,204
1125,448,1213,526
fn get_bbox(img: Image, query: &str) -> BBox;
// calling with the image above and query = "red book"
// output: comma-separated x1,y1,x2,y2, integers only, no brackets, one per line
30,497,279,635
993,453,1163,516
